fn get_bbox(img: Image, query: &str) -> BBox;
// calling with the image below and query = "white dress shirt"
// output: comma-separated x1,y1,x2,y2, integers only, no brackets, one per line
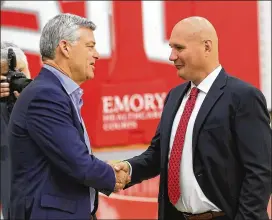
168,65,222,214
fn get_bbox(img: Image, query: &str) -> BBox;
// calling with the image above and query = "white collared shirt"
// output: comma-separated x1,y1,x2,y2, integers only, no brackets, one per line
168,65,222,214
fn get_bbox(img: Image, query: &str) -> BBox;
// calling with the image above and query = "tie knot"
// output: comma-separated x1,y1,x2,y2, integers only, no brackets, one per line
190,87,199,98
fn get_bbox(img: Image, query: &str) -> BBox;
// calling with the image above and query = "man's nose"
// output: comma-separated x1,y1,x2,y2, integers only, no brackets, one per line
94,48,100,60
169,49,177,62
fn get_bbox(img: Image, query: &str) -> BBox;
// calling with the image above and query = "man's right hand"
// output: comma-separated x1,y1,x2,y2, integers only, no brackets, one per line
114,161,130,174
114,169,130,192
114,161,131,192
108,161,131,192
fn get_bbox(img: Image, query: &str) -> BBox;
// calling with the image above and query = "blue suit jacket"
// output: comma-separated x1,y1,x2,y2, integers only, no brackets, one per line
8,68,115,220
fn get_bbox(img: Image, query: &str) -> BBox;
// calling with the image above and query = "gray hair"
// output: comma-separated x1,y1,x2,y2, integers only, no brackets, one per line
40,13,96,60
1,41,19,49
1,41,28,66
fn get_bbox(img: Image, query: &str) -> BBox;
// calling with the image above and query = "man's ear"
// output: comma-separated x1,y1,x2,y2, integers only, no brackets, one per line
58,40,71,58
204,40,212,53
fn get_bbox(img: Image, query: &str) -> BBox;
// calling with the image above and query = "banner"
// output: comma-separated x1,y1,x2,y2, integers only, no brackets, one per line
1,1,270,147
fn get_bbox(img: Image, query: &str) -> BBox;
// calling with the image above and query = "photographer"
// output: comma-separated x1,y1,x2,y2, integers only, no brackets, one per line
1,42,31,101
0,41,32,219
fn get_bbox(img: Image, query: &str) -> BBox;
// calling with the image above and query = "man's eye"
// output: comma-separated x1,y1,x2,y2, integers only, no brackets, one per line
176,47,184,50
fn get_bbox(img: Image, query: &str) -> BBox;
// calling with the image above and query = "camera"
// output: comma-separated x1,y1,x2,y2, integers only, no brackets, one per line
0,48,32,110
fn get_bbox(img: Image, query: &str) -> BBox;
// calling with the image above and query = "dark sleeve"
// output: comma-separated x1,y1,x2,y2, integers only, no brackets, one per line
125,90,172,187
126,121,161,187
233,87,271,220
7,79,32,114
26,90,116,192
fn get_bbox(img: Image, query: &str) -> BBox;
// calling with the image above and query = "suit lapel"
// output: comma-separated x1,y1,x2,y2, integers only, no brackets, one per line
192,69,228,156
38,68,86,144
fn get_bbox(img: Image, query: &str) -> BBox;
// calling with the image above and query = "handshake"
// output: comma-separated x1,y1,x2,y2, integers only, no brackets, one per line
108,161,131,193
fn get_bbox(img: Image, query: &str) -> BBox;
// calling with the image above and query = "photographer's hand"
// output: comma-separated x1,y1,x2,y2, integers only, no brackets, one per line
14,91,20,98
0,75,10,98
0,75,20,98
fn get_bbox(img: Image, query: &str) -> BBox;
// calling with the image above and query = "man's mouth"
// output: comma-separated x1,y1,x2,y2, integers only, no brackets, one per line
175,64,184,69
90,63,95,69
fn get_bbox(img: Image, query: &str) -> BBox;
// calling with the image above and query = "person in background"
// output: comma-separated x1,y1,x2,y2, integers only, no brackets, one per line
0,41,31,220
0,41,31,98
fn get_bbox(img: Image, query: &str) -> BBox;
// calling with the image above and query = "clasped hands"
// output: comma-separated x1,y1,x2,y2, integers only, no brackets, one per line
108,161,131,193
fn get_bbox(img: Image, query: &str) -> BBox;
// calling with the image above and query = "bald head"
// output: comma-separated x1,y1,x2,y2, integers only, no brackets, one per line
173,16,218,47
169,16,220,84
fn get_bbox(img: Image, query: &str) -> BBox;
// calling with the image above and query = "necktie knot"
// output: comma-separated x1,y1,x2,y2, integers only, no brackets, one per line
190,87,199,98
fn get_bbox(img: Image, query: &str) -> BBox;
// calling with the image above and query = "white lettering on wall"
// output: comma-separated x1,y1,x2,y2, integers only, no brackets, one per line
1,1,60,53
101,92,167,131
141,1,171,64
86,1,112,58
1,1,171,63
102,92,166,114
1,1,113,57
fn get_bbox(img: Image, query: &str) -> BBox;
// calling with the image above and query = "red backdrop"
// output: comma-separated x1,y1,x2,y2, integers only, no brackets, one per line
1,1,260,147
1,1,270,219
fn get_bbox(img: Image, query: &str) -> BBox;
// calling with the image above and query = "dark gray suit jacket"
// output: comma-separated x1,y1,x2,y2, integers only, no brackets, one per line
126,68,271,220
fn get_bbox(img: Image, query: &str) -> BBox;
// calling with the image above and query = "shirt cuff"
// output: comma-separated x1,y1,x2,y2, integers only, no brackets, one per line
124,161,132,176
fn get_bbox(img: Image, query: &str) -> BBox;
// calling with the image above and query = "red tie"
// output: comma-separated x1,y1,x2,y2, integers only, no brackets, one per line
168,87,199,205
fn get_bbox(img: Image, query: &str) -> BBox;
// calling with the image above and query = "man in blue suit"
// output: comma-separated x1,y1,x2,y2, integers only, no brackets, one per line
8,13,129,220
